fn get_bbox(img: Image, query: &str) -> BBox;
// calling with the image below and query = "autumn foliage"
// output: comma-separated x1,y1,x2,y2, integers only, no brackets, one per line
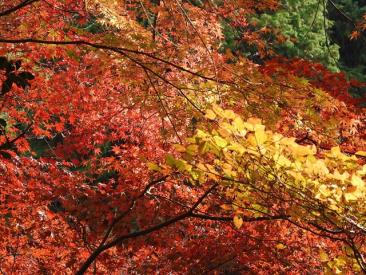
1,0,366,274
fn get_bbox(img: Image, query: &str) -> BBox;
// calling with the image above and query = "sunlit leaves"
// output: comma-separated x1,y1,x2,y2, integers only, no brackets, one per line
205,109,216,120
356,151,366,157
233,215,243,229
164,106,366,270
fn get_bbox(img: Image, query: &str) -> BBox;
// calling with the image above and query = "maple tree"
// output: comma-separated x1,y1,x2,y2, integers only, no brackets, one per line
1,0,366,274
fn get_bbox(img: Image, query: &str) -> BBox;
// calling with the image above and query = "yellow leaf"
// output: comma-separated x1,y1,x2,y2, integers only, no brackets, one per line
276,243,286,250
198,141,210,154
233,215,243,229
247,117,262,126
254,129,267,145
195,129,207,138
319,249,329,262
227,143,245,154
196,163,207,172
334,256,347,267
327,146,348,161
353,262,362,272
205,109,216,120
306,160,329,176
357,165,366,176
351,175,364,188
223,109,236,119
243,118,264,132
344,192,358,202
292,144,316,157
275,155,292,168
318,184,332,197
232,117,246,132
212,104,224,117
356,151,366,157
331,170,349,182
174,144,186,152
331,146,342,156
220,204,231,211
186,144,198,155
217,126,231,138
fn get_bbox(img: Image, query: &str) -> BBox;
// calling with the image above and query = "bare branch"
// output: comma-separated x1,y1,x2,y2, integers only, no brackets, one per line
0,122,33,150
0,0,39,17
99,175,170,246
190,213,289,222
0,38,224,84
76,184,217,274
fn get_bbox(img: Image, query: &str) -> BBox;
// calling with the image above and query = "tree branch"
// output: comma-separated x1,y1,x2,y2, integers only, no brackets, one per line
190,213,289,222
0,38,224,84
122,51,205,114
0,0,39,17
99,175,169,246
76,184,217,274
0,122,33,150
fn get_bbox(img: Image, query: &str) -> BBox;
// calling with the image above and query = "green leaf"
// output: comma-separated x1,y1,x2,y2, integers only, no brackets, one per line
213,136,228,148
147,162,161,172
166,154,176,167
0,118,6,128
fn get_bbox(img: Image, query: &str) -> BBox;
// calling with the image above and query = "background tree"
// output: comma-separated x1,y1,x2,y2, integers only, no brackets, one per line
221,0,340,70
255,0,340,71
327,0,366,86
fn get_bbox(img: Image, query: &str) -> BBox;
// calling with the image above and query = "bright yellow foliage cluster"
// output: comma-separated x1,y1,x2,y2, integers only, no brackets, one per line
167,105,366,233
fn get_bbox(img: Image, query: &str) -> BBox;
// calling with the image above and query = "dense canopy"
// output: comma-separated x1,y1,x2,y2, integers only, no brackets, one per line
1,0,366,274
